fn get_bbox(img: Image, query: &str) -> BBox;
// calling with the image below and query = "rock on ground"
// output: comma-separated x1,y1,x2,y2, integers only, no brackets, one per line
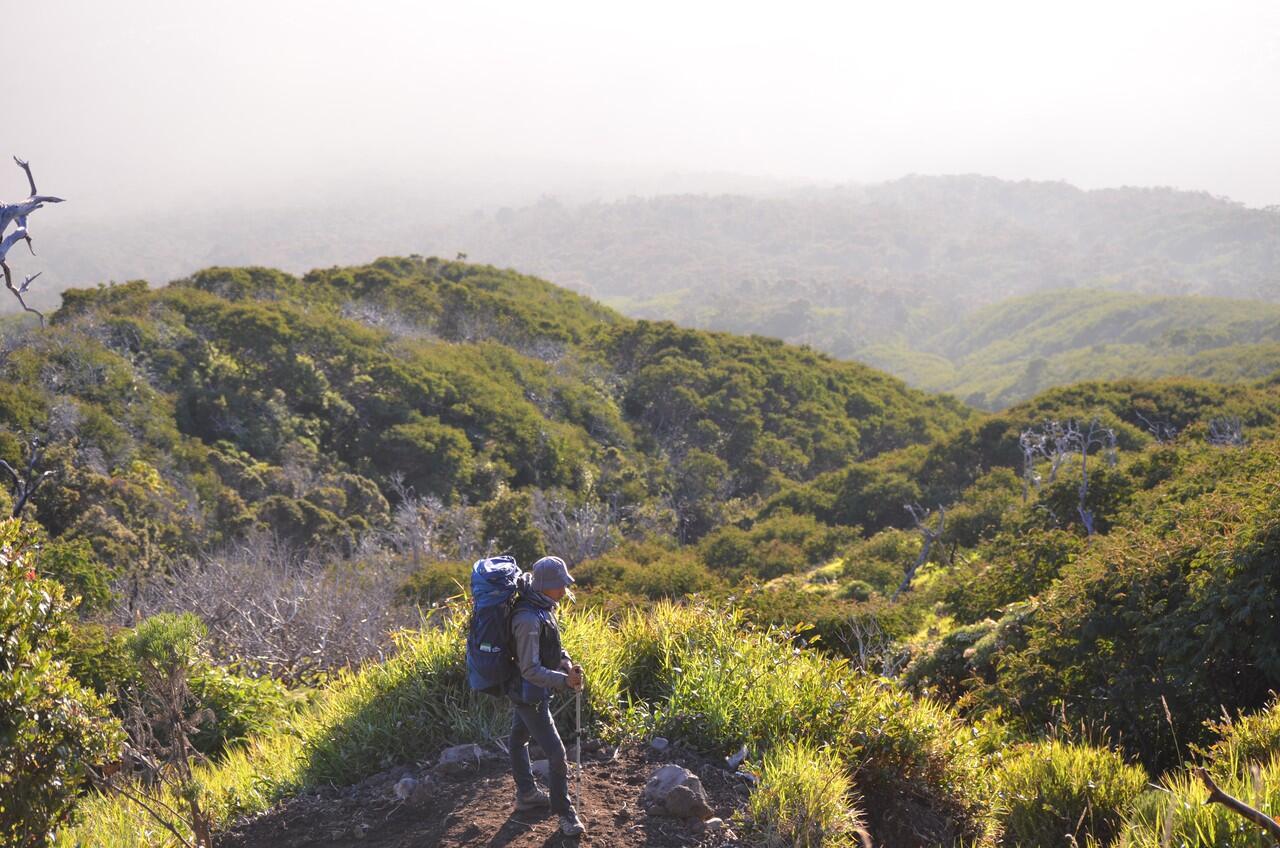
644,763,715,820
435,743,486,776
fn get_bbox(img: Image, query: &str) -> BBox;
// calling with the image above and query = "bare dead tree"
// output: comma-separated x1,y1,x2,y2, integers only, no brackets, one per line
1020,419,1117,537
532,490,619,565
1134,411,1178,444
125,536,421,683
1207,416,1246,448
1193,767,1280,844
0,436,55,518
894,503,944,599
1019,422,1073,502
381,476,483,567
831,614,910,677
0,157,65,325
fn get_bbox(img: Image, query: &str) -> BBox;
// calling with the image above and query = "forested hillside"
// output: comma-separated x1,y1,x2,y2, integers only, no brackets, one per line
424,176,1280,405
16,257,960,575
861,289,1280,408
6,258,1280,848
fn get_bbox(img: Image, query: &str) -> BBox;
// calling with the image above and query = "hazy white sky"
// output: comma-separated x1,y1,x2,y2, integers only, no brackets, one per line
10,0,1280,212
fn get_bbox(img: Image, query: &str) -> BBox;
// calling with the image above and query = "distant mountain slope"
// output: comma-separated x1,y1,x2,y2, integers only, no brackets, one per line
858,289,1280,408
416,176,1280,403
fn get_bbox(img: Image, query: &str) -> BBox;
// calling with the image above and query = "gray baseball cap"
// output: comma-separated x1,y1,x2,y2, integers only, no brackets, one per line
530,556,575,592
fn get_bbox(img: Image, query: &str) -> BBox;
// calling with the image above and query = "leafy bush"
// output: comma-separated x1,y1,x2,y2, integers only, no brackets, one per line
123,614,294,758
701,510,856,580
749,740,865,848
188,666,294,758
576,541,719,600
36,535,115,616
842,528,920,595
480,490,545,565
399,560,471,605
1200,697,1280,776
944,530,1081,624
993,739,1147,847
986,442,1280,770
0,520,122,846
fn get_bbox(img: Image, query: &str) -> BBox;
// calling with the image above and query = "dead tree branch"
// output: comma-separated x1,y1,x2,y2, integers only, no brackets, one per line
1020,419,1117,537
0,436,55,518
1193,767,1280,844
1135,411,1178,444
1207,417,1246,448
0,157,64,324
894,503,944,599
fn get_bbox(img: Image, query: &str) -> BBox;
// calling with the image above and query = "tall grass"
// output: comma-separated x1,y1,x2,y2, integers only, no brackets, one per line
60,613,500,847
63,601,998,847
749,740,865,848
1108,756,1280,848
993,739,1147,847
1104,699,1280,848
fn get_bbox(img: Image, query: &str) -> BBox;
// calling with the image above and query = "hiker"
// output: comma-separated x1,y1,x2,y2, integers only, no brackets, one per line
508,555,587,837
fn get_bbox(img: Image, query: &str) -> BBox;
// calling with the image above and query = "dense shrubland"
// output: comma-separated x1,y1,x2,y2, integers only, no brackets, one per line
6,257,1280,846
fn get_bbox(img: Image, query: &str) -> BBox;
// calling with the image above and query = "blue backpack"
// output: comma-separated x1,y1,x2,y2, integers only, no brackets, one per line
466,556,522,696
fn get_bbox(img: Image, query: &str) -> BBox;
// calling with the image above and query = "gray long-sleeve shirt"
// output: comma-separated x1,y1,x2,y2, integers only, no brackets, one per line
511,606,571,691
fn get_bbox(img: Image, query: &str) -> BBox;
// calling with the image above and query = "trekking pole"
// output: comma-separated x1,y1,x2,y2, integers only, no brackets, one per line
574,683,583,809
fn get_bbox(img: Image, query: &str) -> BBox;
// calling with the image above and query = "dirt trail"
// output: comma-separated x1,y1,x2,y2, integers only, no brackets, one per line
217,743,749,848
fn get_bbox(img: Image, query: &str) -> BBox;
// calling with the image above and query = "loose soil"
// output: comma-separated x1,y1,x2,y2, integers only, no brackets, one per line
217,743,749,848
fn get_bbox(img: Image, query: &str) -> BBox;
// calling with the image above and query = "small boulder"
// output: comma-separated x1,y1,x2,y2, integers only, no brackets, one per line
393,776,418,800
436,743,484,775
531,759,552,780
665,784,714,820
645,764,713,820
645,764,697,801
649,736,670,752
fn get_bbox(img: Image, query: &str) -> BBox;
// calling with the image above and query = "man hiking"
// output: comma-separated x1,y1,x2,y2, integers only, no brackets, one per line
508,555,586,837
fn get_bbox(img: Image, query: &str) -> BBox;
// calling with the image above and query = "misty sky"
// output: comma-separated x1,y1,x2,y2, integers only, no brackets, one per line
10,0,1280,215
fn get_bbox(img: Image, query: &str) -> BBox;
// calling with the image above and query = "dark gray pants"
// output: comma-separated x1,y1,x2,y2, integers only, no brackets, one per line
509,698,570,814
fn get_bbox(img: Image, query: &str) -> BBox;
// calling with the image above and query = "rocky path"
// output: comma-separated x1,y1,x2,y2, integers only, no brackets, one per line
217,742,750,848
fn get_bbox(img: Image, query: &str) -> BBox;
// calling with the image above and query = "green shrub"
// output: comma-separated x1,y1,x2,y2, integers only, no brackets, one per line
943,468,1022,548
188,666,295,757
125,612,206,676
576,542,718,599
994,739,1147,847
944,529,1081,624
121,614,297,757
399,560,471,605
620,554,716,598
0,519,122,846
842,528,920,594
36,535,115,616
480,489,545,565
987,441,1280,770
749,740,865,848
1200,697,1280,776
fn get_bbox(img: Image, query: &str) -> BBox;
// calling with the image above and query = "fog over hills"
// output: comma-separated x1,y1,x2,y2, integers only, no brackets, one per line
18,173,1276,408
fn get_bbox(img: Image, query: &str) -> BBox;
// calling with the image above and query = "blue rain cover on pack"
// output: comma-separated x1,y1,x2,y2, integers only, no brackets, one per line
466,556,522,695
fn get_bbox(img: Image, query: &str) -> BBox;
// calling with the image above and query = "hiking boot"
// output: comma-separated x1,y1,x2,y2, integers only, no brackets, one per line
514,787,550,811
559,807,586,837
